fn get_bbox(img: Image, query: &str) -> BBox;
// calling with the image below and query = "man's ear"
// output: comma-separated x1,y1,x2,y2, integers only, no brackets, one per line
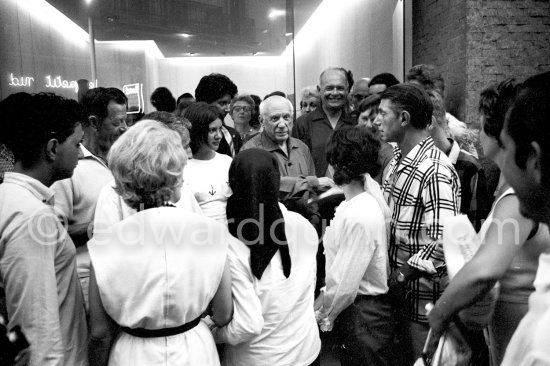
45,139,59,162
527,141,542,185
259,114,265,128
400,110,411,127
88,115,100,130
427,116,436,131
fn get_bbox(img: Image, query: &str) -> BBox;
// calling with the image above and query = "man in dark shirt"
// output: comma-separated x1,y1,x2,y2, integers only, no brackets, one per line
293,67,356,177
195,73,242,157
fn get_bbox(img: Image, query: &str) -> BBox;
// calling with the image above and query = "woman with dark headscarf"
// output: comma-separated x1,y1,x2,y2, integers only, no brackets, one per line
216,148,321,366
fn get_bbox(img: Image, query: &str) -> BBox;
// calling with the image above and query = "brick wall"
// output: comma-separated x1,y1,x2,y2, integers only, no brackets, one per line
465,0,550,127
412,0,467,120
413,0,550,127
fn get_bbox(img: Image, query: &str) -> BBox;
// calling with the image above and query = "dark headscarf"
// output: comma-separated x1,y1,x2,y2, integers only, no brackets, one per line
227,149,291,280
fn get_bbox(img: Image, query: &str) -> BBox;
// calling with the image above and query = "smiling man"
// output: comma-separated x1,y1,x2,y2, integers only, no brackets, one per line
52,87,128,310
374,83,461,364
293,67,357,177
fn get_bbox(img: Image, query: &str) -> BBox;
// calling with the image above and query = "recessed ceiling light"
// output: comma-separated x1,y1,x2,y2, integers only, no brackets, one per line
261,29,268,34
179,33,192,38
268,9,285,19
285,32,293,36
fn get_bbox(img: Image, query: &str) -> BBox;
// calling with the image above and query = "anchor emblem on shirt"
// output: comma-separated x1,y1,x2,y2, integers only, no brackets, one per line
209,185,216,195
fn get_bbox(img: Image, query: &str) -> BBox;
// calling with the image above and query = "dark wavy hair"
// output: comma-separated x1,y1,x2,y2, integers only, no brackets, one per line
150,87,176,112
478,79,518,144
195,73,238,104
381,84,433,129
326,126,381,186
506,71,550,175
183,102,221,154
406,64,445,93
369,73,400,88
0,92,81,166
81,87,127,126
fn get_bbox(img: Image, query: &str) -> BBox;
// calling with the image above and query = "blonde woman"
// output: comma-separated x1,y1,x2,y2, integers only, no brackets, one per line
88,120,233,366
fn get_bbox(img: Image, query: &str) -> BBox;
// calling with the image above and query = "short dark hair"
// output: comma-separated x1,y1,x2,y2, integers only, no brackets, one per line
183,102,221,154
478,79,518,143
326,126,381,185
195,73,238,104
250,94,262,129
505,71,550,175
357,94,381,113
150,87,176,112
406,64,445,93
0,92,81,166
381,84,433,129
263,91,286,100
176,92,194,106
81,87,127,126
143,111,191,143
368,73,400,88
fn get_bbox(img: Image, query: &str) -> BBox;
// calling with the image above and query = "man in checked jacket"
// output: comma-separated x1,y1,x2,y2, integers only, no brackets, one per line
374,83,461,365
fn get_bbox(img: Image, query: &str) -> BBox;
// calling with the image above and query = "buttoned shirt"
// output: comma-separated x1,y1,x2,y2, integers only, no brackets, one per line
242,132,319,198
320,192,389,323
0,173,88,366
293,107,356,177
447,139,491,231
383,136,461,322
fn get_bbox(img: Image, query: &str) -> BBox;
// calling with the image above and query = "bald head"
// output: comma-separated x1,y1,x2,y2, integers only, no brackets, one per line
350,78,371,110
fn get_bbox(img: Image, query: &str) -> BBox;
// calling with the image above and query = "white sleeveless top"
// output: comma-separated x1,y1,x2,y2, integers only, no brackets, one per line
88,207,229,366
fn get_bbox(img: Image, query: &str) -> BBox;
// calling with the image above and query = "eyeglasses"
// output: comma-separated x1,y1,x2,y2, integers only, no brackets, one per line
233,106,252,113
266,113,292,123
300,102,318,109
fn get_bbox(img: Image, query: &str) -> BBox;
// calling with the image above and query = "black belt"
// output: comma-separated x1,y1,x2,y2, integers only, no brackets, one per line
121,316,201,338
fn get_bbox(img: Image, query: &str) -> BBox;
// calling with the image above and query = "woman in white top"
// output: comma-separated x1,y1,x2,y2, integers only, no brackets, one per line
428,79,550,365
216,148,321,366
315,126,395,366
183,102,232,225
88,121,233,366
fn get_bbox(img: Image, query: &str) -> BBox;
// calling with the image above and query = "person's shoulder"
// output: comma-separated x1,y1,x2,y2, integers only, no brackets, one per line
419,146,457,180
456,149,482,170
241,133,263,150
289,136,310,151
224,124,239,135
215,152,233,165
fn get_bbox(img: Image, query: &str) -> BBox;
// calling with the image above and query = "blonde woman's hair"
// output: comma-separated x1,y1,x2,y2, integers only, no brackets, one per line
108,119,187,210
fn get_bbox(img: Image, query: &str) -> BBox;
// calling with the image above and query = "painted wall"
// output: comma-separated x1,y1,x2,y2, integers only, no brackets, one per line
155,56,287,105
1,0,403,112
291,0,401,94
0,0,155,101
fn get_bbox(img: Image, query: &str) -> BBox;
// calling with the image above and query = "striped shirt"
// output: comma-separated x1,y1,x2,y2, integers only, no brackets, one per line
383,136,461,322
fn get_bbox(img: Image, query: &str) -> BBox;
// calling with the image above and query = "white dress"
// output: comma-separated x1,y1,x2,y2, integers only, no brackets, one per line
88,207,229,366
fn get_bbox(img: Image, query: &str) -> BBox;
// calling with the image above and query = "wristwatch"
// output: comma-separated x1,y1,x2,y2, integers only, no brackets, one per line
397,271,406,283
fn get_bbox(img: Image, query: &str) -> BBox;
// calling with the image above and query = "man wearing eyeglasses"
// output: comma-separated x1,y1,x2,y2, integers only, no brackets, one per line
242,96,334,223
293,67,357,178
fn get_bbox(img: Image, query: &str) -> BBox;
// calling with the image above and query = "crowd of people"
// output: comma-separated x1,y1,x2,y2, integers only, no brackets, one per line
0,65,549,366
